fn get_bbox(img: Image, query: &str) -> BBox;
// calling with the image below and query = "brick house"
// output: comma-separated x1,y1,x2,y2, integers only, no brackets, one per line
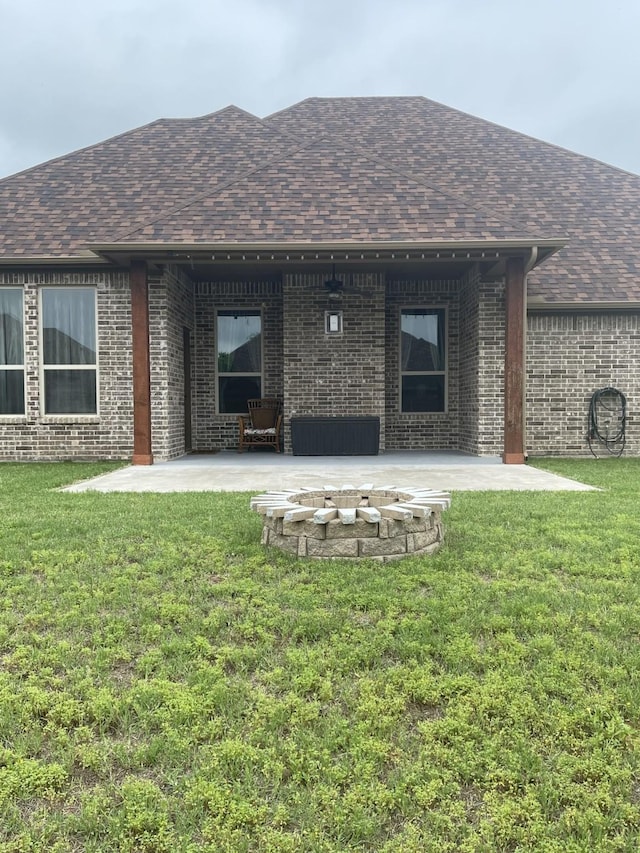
0,96,638,463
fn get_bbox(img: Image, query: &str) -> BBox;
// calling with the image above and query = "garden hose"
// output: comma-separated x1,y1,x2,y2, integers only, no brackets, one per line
587,387,626,458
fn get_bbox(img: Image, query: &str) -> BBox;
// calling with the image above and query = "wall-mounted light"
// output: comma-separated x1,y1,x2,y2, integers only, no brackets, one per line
325,310,343,335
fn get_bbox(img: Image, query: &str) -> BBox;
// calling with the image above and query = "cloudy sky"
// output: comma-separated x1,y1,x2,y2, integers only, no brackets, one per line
1,0,639,179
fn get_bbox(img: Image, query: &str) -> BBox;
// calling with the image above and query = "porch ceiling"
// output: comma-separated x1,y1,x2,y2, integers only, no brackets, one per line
89,239,564,282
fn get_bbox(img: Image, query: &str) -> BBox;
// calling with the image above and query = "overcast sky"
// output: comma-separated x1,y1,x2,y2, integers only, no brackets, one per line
1,0,639,179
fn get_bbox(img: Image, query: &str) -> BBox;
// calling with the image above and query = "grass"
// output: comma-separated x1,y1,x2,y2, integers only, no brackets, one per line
0,458,639,851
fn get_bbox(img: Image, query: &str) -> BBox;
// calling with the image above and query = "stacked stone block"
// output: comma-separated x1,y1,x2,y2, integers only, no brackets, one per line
252,486,450,562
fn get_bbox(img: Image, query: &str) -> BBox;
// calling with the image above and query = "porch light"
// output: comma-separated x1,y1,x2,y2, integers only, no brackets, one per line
325,310,343,335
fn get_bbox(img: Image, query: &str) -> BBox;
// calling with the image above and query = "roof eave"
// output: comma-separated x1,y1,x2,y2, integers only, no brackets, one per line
89,237,566,252
528,298,640,311
86,238,566,268
0,238,566,275
0,253,111,267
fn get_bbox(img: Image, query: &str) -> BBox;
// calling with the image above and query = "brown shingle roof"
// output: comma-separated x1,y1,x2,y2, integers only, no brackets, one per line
265,97,640,302
0,106,298,257
1,95,639,302
118,137,550,244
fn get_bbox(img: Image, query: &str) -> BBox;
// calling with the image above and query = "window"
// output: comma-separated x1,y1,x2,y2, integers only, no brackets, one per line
216,309,262,413
0,289,24,415
400,308,446,412
41,288,97,414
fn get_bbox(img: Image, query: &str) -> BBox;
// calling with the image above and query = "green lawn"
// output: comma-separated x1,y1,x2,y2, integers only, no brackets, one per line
1,459,640,852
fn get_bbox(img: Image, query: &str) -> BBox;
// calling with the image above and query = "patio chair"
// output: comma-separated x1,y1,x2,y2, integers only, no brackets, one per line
238,398,283,452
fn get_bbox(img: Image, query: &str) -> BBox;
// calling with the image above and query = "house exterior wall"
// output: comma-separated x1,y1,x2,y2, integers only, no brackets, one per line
192,280,283,451
384,279,460,450
8,268,637,463
282,272,386,453
526,312,640,456
458,268,481,454
149,265,195,461
0,271,133,461
476,279,506,456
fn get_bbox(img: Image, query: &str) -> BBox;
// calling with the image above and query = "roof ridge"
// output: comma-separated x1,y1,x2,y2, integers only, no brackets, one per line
0,104,304,187
341,140,547,236
420,98,640,180
263,95,430,122
266,96,640,181
0,105,251,186
113,133,554,245
263,96,317,122
190,104,251,121
109,134,319,243
314,135,555,236
195,104,305,144
0,117,169,185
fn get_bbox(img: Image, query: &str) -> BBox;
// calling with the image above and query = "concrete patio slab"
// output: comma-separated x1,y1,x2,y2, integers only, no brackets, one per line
63,451,596,493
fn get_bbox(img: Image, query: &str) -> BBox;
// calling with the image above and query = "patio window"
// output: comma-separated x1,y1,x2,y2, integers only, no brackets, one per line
400,308,446,412
0,289,25,415
216,309,262,413
41,288,97,414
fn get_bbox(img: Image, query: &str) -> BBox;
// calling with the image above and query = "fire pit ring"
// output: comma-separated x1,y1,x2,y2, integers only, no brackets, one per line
251,484,451,561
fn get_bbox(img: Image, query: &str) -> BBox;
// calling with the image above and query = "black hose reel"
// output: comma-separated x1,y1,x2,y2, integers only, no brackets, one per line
587,387,627,458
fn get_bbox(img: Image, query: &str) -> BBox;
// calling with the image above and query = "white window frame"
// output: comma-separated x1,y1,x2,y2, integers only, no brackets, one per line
39,286,99,416
0,287,26,417
215,307,263,415
399,306,448,413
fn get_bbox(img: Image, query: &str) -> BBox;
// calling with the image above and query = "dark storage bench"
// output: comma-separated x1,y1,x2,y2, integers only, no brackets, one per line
290,416,380,456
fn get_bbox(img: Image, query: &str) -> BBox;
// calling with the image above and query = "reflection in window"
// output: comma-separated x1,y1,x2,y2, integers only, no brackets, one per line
0,289,24,415
400,308,446,412
216,310,262,413
42,288,97,414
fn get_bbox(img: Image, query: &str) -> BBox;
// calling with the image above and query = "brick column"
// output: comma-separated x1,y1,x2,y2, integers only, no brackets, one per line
503,256,525,463
131,260,153,464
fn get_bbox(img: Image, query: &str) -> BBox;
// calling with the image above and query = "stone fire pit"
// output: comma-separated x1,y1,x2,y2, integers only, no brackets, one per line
251,484,451,561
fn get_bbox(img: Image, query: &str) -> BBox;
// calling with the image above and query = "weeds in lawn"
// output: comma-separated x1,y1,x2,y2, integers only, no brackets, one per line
0,459,639,851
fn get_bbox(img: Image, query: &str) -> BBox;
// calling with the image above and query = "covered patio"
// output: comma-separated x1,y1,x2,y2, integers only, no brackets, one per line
116,240,563,468
63,450,595,493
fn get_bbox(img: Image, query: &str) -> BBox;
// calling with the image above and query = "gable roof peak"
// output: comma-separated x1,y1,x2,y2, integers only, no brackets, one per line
0,105,282,186
264,94,429,120
188,104,258,122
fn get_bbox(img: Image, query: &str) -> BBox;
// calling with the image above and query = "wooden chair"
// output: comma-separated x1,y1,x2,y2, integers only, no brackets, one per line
238,398,283,452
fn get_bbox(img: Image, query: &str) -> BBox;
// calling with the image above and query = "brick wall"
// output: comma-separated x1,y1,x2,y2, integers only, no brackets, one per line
384,279,459,450
527,312,640,456
149,265,195,461
6,266,635,463
193,280,283,451
477,280,505,456
283,272,386,453
458,268,481,454
0,271,133,460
